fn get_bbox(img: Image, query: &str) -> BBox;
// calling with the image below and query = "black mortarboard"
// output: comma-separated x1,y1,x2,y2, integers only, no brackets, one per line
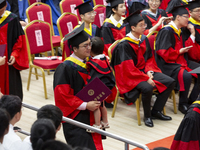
188,0,200,10
75,1,93,15
0,0,6,9
189,67,200,74
64,23,89,47
169,4,189,16
108,0,124,8
124,10,143,26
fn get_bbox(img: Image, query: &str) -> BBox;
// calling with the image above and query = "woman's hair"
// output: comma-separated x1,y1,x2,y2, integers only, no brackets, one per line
91,37,104,55
30,119,56,150
0,108,10,138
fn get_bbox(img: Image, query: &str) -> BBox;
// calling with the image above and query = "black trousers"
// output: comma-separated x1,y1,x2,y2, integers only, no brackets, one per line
136,72,175,118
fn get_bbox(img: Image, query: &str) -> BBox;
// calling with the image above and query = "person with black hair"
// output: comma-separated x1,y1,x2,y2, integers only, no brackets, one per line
155,4,200,114
86,37,116,131
40,140,72,150
22,104,63,150
111,10,175,127
0,108,10,149
30,119,56,150
102,0,128,56
153,147,170,150
0,95,22,150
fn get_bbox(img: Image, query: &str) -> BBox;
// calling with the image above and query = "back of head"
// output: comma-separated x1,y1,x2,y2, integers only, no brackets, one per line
0,95,22,119
0,108,10,139
40,140,72,150
31,119,56,150
153,147,170,150
91,37,104,55
37,104,63,130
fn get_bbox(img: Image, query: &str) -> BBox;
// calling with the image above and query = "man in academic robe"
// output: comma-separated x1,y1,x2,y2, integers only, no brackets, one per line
111,10,175,127
53,24,103,150
0,0,29,100
182,1,200,63
155,4,200,114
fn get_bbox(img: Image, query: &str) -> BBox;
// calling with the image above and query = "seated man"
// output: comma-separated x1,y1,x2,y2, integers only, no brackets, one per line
53,24,103,149
155,5,200,114
0,95,22,150
111,10,175,127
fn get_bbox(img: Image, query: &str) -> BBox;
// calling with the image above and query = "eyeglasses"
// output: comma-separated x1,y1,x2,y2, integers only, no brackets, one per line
181,15,189,19
138,23,147,28
192,9,200,13
86,11,97,16
79,42,92,49
149,0,160,4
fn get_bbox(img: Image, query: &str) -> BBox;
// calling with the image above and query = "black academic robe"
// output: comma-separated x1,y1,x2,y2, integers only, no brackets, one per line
171,101,200,150
0,11,29,100
155,24,200,91
101,18,129,55
53,57,103,150
111,35,170,103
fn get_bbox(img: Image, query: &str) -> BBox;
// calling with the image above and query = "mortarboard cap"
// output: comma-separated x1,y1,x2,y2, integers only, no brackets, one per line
107,0,124,8
189,66,200,74
188,0,200,10
0,0,6,9
64,23,89,47
75,1,93,15
169,4,189,16
124,10,143,26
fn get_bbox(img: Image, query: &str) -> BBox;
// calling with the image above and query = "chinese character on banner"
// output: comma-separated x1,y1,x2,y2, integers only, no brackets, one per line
35,30,44,47
70,4,77,16
37,11,44,21
67,22,73,33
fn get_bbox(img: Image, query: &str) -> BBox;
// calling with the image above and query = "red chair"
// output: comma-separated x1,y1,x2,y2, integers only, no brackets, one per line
24,20,62,99
57,12,79,39
93,0,108,6
93,5,106,28
26,2,61,50
59,0,84,21
60,38,73,61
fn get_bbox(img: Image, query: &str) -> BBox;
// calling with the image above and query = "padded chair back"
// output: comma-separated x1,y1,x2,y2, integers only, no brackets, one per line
61,38,73,61
57,12,79,39
93,0,108,6
93,5,106,28
59,0,84,21
24,20,54,61
26,2,54,35
147,31,158,56
108,40,120,60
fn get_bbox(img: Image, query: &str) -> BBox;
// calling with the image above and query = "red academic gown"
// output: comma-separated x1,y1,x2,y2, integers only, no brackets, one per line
0,11,29,100
53,57,103,150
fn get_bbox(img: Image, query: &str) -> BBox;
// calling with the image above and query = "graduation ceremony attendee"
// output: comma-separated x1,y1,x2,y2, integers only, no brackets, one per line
75,1,101,38
0,95,22,150
102,0,128,55
111,10,175,127
0,0,29,100
21,104,63,150
155,5,200,114
0,108,10,149
54,24,103,150
141,0,172,35
182,0,200,63
40,140,73,150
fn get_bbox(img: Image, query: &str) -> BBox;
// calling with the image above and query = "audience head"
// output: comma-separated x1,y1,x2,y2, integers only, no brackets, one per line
0,95,22,123
106,0,126,17
148,0,162,12
90,37,104,56
0,0,7,16
30,119,56,150
40,140,72,150
0,108,10,140
188,1,200,22
37,104,63,131
153,147,170,150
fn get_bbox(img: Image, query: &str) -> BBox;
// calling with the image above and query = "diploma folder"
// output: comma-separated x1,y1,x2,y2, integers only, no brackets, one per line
0,44,6,57
76,77,112,102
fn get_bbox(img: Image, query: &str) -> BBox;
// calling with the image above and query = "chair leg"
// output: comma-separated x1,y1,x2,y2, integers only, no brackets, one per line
34,68,38,80
163,106,166,115
172,90,177,114
40,68,48,99
136,96,141,126
27,66,33,91
111,90,119,118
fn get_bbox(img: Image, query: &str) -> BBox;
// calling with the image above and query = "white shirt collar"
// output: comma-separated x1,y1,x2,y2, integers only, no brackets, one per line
1,11,5,18
169,21,179,30
93,54,105,59
127,32,141,41
143,9,157,18
109,15,123,27
70,53,85,63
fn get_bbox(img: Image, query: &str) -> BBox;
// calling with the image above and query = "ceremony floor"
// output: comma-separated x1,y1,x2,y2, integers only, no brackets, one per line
16,69,185,150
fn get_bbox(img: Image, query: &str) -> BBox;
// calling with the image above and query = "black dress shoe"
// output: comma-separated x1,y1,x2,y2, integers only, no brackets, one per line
178,104,188,114
144,117,154,127
105,101,113,108
151,111,172,120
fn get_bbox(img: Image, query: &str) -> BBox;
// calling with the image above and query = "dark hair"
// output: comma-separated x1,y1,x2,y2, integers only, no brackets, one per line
0,95,22,119
111,5,118,15
0,108,10,138
153,147,170,150
73,147,91,150
91,37,104,55
40,140,72,150
131,18,144,27
31,119,56,150
37,104,63,130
